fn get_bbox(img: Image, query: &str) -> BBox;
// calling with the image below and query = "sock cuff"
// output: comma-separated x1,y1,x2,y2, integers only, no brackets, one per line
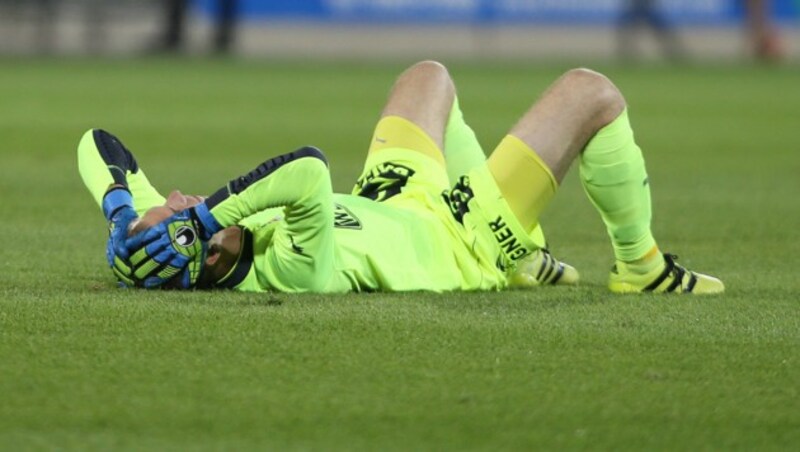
486,134,558,232
493,134,558,192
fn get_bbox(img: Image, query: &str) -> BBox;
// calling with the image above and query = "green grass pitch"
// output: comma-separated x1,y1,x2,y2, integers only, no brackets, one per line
0,58,798,450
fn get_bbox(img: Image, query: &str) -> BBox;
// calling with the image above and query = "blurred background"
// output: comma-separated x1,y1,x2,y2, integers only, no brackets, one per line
0,0,796,62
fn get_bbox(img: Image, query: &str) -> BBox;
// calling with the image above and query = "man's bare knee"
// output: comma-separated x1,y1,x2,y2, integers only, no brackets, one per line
381,60,455,149
407,60,450,76
506,68,628,182
400,60,454,90
560,68,626,126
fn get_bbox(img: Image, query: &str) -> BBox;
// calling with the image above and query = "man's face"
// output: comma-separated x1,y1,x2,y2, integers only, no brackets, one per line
128,191,206,289
129,191,240,289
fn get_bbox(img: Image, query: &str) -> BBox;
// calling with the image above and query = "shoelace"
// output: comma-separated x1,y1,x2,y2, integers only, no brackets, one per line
648,253,698,293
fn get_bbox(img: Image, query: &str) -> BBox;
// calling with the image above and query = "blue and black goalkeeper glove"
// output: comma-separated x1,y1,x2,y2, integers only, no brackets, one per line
102,187,138,287
125,203,221,289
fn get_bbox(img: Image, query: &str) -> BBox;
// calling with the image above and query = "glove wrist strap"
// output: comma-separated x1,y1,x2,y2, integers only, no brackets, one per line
102,187,134,221
192,203,223,240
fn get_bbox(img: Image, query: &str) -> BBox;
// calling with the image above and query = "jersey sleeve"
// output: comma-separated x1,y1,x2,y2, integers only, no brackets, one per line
77,129,166,216
197,147,335,292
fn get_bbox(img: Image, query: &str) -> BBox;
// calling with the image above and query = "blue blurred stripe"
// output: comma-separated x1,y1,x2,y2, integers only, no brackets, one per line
192,0,798,25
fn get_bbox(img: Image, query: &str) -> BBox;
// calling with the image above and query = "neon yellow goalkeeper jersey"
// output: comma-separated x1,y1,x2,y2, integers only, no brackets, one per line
227,194,468,293
203,146,536,293
78,128,537,293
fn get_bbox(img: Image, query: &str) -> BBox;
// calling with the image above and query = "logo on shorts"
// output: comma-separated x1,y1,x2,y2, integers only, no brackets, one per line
354,162,415,202
174,225,197,248
442,175,474,224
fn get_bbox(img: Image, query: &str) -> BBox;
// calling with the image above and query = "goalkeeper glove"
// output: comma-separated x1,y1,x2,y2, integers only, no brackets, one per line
102,187,138,287
125,203,221,289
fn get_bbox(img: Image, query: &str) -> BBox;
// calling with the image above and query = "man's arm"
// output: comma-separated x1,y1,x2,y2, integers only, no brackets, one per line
77,129,165,215
130,146,336,291
77,129,167,286
198,146,335,292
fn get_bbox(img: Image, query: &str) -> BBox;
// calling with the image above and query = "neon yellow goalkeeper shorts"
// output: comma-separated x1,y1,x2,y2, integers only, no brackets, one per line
351,116,538,290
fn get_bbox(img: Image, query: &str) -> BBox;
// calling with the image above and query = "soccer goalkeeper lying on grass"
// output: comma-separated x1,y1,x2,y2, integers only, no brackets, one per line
78,60,723,294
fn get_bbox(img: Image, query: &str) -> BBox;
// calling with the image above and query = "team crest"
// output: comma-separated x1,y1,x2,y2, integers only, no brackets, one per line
442,175,474,224
353,162,415,202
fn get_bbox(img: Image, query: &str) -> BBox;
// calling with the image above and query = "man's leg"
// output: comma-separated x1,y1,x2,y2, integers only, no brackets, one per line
486,68,722,294
353,61,454,201
444,94,578,286
745,0,784,61
378,61,453,158
443,96,484,183
213,0,238,54
373,61,577,287
162,0,188,52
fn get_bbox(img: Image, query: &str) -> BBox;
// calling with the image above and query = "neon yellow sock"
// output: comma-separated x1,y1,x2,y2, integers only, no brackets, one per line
580,109,657,263
443,95,487,184
624,245,662,275
487,135,558,233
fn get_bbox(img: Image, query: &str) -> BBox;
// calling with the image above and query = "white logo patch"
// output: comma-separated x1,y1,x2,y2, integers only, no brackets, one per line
175,226,197,247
